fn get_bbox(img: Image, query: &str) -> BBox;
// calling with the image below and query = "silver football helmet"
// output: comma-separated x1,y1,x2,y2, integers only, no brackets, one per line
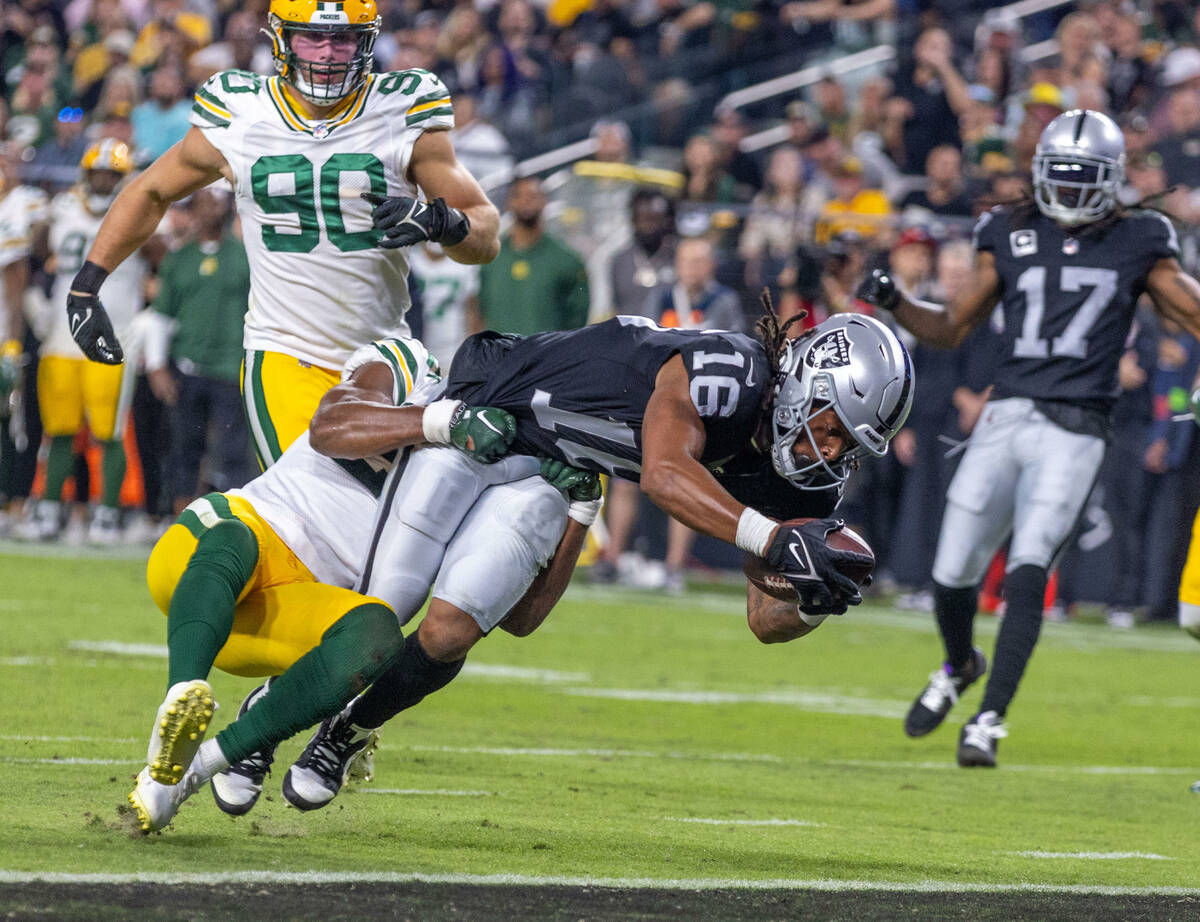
769,313,913,491
1032,109,1125,227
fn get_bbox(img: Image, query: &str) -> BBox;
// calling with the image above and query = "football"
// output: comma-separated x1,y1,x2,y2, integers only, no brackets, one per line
742,519,875,601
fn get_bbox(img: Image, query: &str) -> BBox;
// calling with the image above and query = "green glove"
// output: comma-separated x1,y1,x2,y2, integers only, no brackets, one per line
0,340,22,400
448,404,516,463
540,457,601,502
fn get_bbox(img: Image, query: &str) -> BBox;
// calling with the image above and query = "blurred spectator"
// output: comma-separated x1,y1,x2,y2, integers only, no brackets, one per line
818,229,869,314
899,144,974,218
130,0,212,72
1103,8,1153,114
408,241,481,372
710,106,761,195
143,186,253,516
681,133,739,203
435,6,491,96
739,146,811,293
187,11,273,86
72,28,136,113
645,235,742,331
814,156,891,245
451,93,514,189
610,187,677,317
959,83,1007,176
847,76,893,141
29,105,90,192
131,64,191,165
1055,11,1108,93
813,75,851,146
478,176,589,334
887,26,969,173
8,27,67,146
1012,81,1066,172
1152,85,1200,190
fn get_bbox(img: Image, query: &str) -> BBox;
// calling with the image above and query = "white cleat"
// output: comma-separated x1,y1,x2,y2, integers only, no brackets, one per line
128,765,207,833
87,505,123,545
146,680,217,785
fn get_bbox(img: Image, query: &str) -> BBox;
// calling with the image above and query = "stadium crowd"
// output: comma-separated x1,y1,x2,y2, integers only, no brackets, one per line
2,0,1200,629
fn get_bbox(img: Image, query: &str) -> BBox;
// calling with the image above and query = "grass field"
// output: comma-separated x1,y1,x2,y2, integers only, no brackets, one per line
2,543,1199,920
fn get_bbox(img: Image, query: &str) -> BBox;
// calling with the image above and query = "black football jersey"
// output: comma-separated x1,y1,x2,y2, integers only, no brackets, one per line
973,206,1179,412
445,316,772,482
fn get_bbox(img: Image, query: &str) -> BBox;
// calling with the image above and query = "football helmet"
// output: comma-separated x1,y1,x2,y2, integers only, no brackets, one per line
80,139,133,213
1032,109,1125,227
266,0,380,106
769,313,913,490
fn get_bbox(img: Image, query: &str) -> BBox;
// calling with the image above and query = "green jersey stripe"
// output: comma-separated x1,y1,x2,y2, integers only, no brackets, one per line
405,106,454,127
248,351,284,464
410,91,451,109
191,103,231,128
176,509,204,539
195,85,231,114
206,492,235,520
371,342,404,402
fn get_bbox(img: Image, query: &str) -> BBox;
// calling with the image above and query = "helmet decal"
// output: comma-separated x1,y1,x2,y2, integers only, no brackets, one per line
804,329,852,369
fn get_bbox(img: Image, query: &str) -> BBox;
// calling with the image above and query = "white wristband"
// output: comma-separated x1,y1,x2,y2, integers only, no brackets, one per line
422,399,462,444
798,611,828,627
568,497,603,527
735,507,775,557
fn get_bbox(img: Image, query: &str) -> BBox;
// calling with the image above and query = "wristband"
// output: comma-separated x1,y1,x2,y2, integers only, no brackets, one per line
735,507,775,557
421,398,462,444
568,497,603,527
70,260,109,295
798,611,828,627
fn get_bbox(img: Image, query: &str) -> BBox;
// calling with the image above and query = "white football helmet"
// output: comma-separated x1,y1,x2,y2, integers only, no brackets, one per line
769,313,913,490
1032,109,1125,227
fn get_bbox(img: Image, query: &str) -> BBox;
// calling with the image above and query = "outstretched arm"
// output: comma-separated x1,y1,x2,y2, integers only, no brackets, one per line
1145,258,1200,341
408,130,500,265
746,583,821,643
859,251,1002,349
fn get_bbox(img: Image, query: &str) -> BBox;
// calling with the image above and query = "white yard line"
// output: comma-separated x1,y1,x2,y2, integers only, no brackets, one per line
1009,851,1174,861
0,757,140,766
461,663,591,683
666,818,824,827
0,870,1197,895
559,686,907,718
0,734,137,743
67,640,168,657
360,788,493,797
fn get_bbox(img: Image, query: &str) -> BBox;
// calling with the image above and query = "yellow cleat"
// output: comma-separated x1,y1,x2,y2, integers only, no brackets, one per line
145,680,218,785
128,766,206,834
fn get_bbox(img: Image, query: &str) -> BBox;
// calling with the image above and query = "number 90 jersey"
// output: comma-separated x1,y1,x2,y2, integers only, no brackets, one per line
189,68,455,370
445,316,771,481
974,205,1179,411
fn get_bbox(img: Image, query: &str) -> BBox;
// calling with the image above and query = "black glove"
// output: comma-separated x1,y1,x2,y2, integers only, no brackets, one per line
361,192,470,249
763,518,871,615
539,457,601,502
67,262,123,364
448,404,516,463
854,268,899,313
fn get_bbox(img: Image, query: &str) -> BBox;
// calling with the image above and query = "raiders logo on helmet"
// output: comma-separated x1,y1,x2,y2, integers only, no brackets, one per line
805,330,852,369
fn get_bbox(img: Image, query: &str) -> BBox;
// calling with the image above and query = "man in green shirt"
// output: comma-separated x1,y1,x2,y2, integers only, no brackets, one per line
477,177,589,335
145,186,252,514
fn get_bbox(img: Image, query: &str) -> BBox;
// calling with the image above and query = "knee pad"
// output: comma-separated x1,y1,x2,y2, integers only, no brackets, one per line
1180,603,1200,641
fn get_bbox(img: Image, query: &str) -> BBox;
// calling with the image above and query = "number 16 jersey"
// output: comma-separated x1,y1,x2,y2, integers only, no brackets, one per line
189,68,455,370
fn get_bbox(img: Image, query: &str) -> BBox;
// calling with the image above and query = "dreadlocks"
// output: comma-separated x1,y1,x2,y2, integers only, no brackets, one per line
991,184,1177,238
754,288,807,382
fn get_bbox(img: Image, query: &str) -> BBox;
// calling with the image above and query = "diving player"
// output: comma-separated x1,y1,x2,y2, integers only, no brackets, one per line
280,305,914,809
856,109,1200,767
66,0,500,468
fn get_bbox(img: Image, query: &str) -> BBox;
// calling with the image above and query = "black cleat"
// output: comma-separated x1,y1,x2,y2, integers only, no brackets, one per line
904,648,987,738
957,710,1007,767
211,680,276,816
282,705,378,811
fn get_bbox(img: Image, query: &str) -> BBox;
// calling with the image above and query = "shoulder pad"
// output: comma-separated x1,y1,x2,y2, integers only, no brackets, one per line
1127,208,1181,260
190,70,265,130
372,69,453,129
343,337,435,404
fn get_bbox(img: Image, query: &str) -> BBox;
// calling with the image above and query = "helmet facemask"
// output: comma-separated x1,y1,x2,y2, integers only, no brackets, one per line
268,13,379,106
1032,152,1123,227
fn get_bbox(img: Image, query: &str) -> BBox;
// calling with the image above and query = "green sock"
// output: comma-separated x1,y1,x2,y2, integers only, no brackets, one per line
166,519,259,688
215,603,403,764
43,436,74,502
100,439,125,508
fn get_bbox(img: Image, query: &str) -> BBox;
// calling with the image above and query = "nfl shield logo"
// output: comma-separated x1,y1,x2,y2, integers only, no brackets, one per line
313,122,330,139
1063,237,1079,255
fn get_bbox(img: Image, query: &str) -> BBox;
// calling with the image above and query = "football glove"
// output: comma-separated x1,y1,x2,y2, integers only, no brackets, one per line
539,457,601,502
67,262,123,364
763,518,871,615
361,192,470,249
854,268,899,313
448,404,516,463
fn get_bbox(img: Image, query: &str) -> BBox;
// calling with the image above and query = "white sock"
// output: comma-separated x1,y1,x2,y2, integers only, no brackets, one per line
192,738,230,782
1180,603,1200,642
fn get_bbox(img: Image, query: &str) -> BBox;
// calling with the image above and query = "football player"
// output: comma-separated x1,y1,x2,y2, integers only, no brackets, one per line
124,334,580,832
23,141,150,543
856,109,1200,767
66,0,500,469
279,305,914,809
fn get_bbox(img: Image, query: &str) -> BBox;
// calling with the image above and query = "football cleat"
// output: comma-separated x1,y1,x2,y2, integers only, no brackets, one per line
87,505,122,545
17,499,61,542
146,680,216,785
957,710,1008,768
127,764,207,833
904,648,987,738
282,706,379,811
211,681,275,816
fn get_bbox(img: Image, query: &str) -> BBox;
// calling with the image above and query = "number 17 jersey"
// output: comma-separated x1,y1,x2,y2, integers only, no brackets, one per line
189,68,455,370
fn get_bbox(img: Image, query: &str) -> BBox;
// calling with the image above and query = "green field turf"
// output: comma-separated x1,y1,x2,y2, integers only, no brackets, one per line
2,545,1198,905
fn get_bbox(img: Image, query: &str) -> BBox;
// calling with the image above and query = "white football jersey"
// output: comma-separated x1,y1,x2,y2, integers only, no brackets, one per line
0,184,48,269
189,68,456,370
42,189,148,359
232,335,441,587
408,244,479,371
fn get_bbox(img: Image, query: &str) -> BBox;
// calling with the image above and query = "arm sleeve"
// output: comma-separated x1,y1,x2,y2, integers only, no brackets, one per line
342,336,436,405
1143,211,1181,261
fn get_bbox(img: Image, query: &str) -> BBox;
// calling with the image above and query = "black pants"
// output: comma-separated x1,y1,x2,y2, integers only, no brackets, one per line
170,372,255,501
